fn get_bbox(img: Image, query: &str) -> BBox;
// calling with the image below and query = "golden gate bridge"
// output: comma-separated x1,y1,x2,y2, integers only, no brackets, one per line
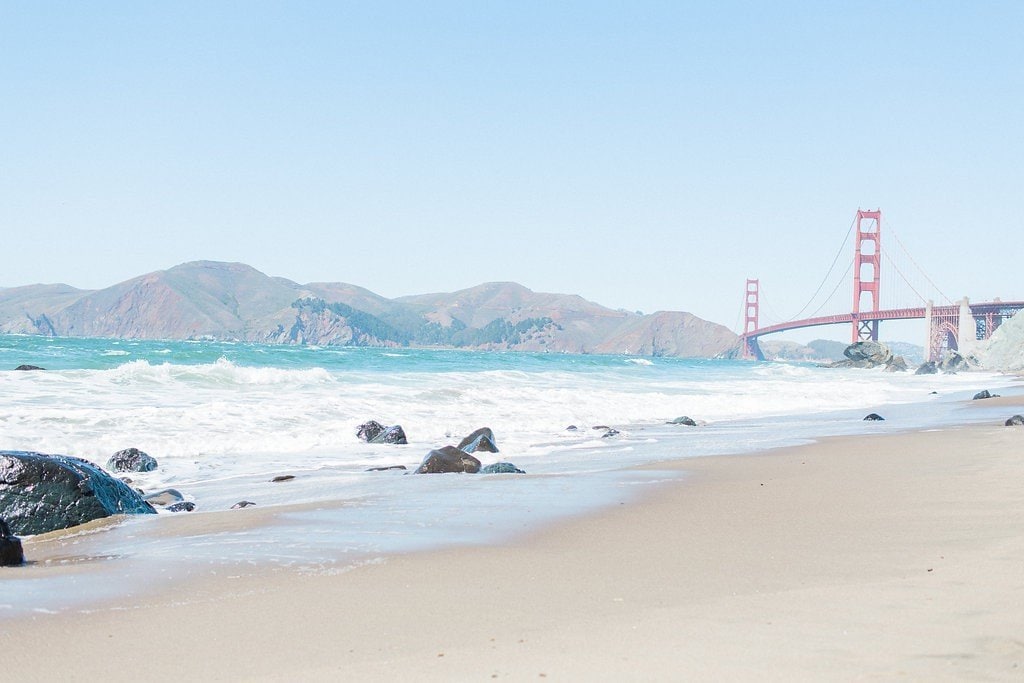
739,209,1024,361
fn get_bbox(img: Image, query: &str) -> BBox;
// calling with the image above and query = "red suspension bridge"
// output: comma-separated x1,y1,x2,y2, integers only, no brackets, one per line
739,209,1023,361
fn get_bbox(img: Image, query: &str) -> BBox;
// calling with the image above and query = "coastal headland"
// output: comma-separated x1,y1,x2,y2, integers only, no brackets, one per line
4,398,1023,681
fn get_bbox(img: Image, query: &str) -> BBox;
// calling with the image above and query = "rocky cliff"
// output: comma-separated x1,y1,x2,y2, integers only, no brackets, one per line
0,261,737,358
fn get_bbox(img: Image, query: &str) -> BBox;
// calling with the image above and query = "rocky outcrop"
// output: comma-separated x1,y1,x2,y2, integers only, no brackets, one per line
480,462,525,474
142,488,185,506
457,427,498,454
938,351,969,373
413,446,481,474
0,451,156,535
826,341,907,371
371,425,407,445
914,361,938,375
106,447,158,473
357,421,407,445
0,518,24,566
357,421,386,442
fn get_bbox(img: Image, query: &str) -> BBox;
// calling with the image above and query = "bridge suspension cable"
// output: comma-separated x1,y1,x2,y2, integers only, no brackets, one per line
886,222,953,305
805,259,854,319
779,213,857,322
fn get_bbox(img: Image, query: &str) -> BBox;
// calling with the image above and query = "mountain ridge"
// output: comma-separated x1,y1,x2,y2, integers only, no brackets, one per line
0,261,738,358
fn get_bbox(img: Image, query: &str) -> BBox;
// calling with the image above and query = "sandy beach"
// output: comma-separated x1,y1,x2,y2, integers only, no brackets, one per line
4,402,1024,681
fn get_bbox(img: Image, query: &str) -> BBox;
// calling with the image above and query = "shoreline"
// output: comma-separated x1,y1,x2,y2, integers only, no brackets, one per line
4,399,1024,680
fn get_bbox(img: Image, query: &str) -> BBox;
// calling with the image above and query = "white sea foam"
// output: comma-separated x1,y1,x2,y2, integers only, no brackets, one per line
2,339,1020,617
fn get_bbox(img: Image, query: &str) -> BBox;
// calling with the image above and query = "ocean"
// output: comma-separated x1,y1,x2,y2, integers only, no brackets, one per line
0,335,1016,615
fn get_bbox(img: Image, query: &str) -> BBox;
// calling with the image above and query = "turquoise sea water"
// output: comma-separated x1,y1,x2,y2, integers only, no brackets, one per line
0,335,1018,615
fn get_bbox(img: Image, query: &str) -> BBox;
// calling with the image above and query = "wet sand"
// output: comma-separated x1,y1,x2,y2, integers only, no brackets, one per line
3,403,1024,681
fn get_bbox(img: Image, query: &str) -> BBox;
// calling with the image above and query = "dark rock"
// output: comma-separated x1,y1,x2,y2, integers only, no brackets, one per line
14,365,44,371
413,446,481,474
1005,415,1024,426
231,500,256,509
565,425,578,431
356,420,386,442
0,518,25,567
863,413,885,421
365,465,407,472
480,462,525,474
457,427,498,454
106,447,158,473
666,416,697,426
142,489,185,506
601,428,620,438
826,341,896,369
972,390,999,400
915,361,938,375
166,501,195,513
845,341,891,363
884,356,909,372
271,475,295,482
0,451,156,536
370,425,408,445
938,351,967,374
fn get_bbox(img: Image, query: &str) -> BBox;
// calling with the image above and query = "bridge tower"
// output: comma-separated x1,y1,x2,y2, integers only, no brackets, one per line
851,209,882,342
740,279,764,360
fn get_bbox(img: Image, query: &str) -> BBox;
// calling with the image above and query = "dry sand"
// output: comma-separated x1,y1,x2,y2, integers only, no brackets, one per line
4,409,1024,681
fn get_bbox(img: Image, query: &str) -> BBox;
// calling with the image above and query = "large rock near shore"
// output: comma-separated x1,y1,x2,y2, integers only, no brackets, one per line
0,451,156,536
106,447,158,473
0,519,24,566
357,420,408,445
457,427,498,454
826,341,906,371
413,446,481,474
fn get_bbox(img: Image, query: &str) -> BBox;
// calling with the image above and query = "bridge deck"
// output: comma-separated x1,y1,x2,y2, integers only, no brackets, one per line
743,301,1024,340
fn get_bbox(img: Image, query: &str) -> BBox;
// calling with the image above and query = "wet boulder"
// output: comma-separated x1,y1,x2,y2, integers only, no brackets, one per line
370,425,408,445
1005,415,1024,426
884,356,909,372
414,446,481,474
826,341,897,369
0,451,156,536
914,361,938,375
863,413,885,421
106,447,158,473
667,416,697,426
356,420,386,442
14,365,44,371
480,462,525,474
972,390,999,400
938,351,967,374
0,518,24,566
142,488,185,506
458,427,498,454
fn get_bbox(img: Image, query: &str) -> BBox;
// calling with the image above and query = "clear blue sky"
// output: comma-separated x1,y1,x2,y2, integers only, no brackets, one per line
2,2,1021,342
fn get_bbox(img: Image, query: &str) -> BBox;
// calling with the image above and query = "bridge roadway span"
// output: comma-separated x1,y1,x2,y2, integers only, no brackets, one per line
744,300,1024,340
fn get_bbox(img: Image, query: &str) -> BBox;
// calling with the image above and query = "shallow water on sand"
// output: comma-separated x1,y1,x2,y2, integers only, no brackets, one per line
0,336,1018,615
